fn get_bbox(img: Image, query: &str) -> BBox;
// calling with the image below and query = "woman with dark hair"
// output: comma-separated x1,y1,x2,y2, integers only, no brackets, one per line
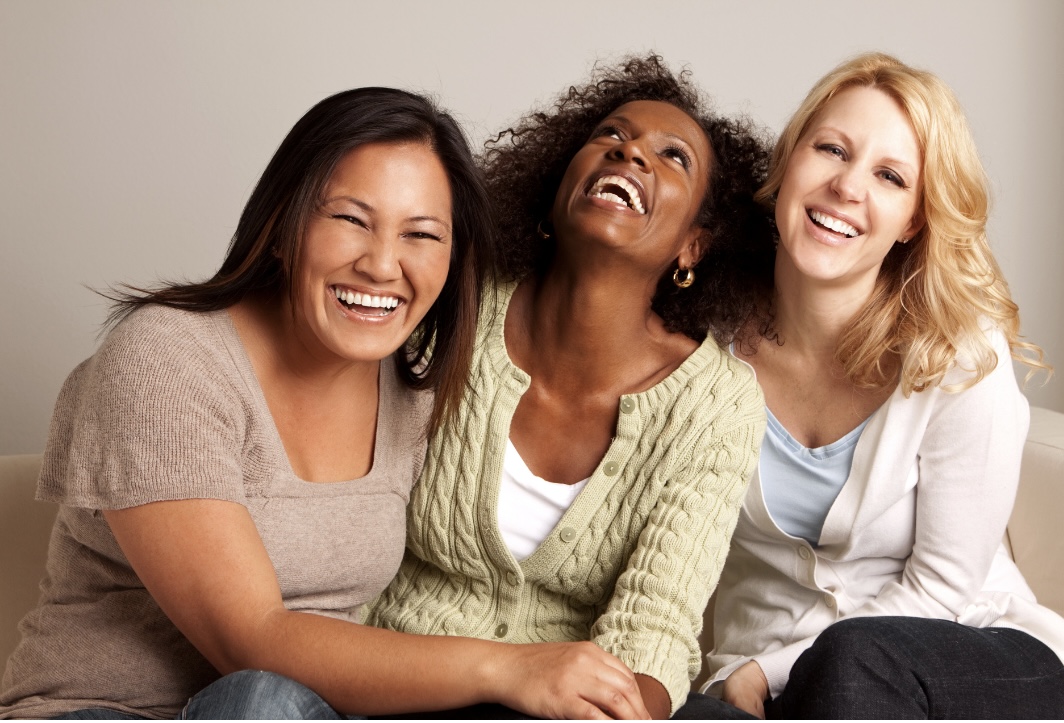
0,86,520,719
368,56,774,719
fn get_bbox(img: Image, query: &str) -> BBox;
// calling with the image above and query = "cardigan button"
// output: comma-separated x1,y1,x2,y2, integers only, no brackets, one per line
506,571,519,586
603,461,619,476
619,398,636,414
559,526,577,543
798,547,811,560
494,623,508,638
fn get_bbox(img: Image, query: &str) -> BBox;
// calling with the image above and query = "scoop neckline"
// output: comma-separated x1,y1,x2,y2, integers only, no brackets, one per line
216,307,392,489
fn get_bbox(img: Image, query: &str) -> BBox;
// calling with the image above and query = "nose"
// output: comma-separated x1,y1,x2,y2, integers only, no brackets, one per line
830,164,867,202
353,234,402,282
606,139,648,170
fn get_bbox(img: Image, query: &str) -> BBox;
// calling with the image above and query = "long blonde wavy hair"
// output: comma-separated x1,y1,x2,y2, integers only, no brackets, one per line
756,52,1049,393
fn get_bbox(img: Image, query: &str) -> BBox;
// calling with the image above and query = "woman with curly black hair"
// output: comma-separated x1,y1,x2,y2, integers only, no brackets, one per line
368,55,774,719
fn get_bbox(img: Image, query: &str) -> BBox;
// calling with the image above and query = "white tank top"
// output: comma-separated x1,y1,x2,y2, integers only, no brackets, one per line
497,438,589,560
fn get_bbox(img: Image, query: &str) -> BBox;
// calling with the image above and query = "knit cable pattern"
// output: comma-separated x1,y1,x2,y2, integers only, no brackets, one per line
368,282,764,713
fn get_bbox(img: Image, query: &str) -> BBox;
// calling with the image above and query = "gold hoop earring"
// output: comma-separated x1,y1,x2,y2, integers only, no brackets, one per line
536,220,553,240
673,267,695,289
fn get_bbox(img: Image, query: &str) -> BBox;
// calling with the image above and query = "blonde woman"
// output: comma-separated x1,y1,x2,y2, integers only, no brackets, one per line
703,53,1064,718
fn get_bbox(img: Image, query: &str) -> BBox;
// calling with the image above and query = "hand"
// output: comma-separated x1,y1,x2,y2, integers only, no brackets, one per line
721,661,769,719
490,641,651,720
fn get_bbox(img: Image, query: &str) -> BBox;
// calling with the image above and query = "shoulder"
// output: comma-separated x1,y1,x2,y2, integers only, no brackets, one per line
81,305,244,416
939,322,1017,391
40,306,251,508
476,279,515,336
380,355,435,445
101,304,231,367
884,324,1027,442
642,337,766,457
61,305,238,407
88,304,245,397
676,337,764,415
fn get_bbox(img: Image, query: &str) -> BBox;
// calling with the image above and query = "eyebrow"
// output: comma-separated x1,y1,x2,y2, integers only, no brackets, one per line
662,132,695,148
606,114,696,149
882,156,917,176
325,195,452,231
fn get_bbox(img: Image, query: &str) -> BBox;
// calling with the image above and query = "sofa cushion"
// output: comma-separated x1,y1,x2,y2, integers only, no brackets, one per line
0,454,55,669
1008,406,1064,616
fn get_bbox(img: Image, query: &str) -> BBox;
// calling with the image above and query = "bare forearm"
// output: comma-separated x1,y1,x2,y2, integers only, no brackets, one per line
227,609,503,716
105,502,648,718
226,610,652,718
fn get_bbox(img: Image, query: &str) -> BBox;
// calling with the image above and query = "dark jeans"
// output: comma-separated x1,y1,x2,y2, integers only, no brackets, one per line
768,616,1064,719
55,670,355,719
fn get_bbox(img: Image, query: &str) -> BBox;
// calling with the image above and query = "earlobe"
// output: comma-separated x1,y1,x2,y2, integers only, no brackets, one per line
902,211,925,242
678,228,710,270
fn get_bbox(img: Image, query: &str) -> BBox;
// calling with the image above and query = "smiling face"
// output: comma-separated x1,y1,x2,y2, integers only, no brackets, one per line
291,141,453,366
550,100,713,273
775,86,923,292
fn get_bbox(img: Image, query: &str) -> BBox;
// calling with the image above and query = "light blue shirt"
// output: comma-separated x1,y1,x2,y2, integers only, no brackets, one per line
760,407,870,546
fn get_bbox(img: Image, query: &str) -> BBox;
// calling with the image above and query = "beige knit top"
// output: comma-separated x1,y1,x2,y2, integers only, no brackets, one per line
0,305,430,720
368,282,765,714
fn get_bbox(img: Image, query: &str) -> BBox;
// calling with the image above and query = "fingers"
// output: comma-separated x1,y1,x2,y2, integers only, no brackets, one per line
501,641,649,720
573,698,616,721
573,647,648,720
734,692,765,720
581,681,644,720
722,662,769,720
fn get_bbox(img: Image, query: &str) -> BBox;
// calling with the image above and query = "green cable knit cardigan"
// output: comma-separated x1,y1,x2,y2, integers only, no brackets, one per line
368,282,765,713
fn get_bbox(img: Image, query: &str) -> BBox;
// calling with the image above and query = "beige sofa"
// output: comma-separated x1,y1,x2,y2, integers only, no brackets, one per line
3,407,1063,677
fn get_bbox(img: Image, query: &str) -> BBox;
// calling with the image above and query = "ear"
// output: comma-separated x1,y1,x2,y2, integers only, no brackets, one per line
901,210,925,243
677,227,710,269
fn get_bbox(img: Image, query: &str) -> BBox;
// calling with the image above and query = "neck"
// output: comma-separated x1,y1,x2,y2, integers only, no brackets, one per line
237,292,380,392
515,259,668,389
772,257,876,360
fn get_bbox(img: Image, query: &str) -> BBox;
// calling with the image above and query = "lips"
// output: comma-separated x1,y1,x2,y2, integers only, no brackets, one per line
807,209,861,238
332,285,403,317
586,171,646,214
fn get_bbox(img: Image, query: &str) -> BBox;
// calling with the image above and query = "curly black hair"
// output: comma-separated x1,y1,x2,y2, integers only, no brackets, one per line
481,54,776,344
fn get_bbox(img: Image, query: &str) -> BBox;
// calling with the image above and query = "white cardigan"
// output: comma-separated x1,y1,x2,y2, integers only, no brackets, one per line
703,330,1064,699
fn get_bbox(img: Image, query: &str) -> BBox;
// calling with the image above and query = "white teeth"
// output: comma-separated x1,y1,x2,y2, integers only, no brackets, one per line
596,191,625,206
809,210,859,238
590,175,645,214
333,287,400,311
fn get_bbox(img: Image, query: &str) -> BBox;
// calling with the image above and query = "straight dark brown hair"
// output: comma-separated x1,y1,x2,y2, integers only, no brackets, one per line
107,87,496,433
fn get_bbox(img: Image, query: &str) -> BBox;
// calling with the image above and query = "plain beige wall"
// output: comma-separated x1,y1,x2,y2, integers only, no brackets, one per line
1,0,1061,454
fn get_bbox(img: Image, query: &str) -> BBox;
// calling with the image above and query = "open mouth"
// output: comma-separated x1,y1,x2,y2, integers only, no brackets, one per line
588,174,645,214
332,286,401,317
808,209,859,238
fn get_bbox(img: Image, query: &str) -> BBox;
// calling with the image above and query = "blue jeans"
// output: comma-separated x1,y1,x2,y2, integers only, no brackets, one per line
769,616,1064,719
55,670,355,719
55,670,750,720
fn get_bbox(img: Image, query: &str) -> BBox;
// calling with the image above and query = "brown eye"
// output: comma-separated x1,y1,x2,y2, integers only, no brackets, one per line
333,214,367,228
